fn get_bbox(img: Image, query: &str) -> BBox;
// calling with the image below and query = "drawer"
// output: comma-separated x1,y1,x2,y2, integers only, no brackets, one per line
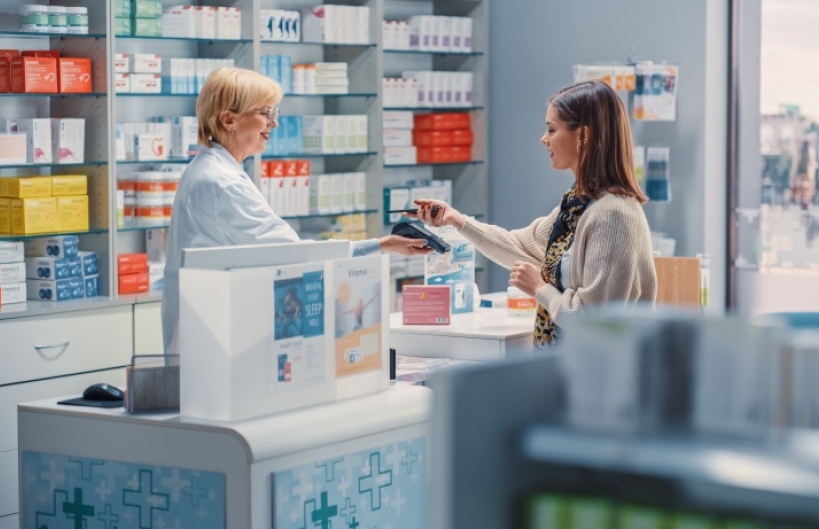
0,306,132,386
0,450,16,517
134,302,163,355
0,368,126,453
0,514,17,529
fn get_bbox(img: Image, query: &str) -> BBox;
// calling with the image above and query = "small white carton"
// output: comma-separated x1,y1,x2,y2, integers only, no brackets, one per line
115,73,130,93
384,146,417,166
354,172,367,211
356,6,370,44
342,172,356,212
0,282,26,304
130,73,162,94
383,129,413,147
50,118,85,164
329,173,344,214
136,133,168,161
16,118,52,164
114,53,129,73
0,241,24,264
130,53,162,74
309,174,331,214
194,6,217,39
297,175,310,216
383,111,413,130
0,262,26,284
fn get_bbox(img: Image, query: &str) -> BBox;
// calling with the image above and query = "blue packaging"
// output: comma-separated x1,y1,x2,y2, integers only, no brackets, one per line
287,115,302,155
77,251,98,276
27,279,72,301
68,277,84,299
84,274,99,298
280,54,292,93
273,116,288,156
24,235,79,258
66,257,82,278
25,257,76,280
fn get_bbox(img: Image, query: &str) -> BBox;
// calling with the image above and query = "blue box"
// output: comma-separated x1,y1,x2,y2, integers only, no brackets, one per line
280,55,292,93
27,279,72,301
84,274,99,297
25,257,79,280
66,257,83,278
24,235,79,258
287,115,302,155
77,251,98,276
69,277,84,299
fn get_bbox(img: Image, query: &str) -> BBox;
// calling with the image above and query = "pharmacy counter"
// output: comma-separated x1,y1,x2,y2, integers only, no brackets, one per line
17,383,431,529
389,308,535,361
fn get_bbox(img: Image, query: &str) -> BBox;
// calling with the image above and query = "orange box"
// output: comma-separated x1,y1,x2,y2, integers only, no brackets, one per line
0,50,19,60
58,57,92,93
284,160,298,176
414,112,471,131
0,58,9,93
22,50,60,59
118,252,149,274
268,160,285,177
296,160,311,176
414,129,473,147
417,146,472,164
10,56,57,93
261,161,272,178
119,271,149,294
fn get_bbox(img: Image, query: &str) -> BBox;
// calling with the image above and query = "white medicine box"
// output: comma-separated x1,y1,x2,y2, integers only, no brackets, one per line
130,54,162,74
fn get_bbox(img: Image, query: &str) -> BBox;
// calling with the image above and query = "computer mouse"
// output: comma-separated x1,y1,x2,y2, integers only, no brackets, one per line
82,383,125,402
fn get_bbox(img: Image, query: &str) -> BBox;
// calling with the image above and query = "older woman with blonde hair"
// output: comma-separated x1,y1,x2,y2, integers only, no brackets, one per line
162,68,430,354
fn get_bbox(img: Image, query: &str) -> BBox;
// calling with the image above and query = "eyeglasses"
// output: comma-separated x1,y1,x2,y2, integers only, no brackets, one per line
254,107,280,125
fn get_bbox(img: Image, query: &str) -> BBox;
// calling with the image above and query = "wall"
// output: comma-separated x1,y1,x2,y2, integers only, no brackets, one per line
487,0,729,313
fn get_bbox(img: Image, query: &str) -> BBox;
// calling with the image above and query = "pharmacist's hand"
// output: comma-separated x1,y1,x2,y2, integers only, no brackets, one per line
378,235,434,256
411,198,467,230
509,261,547,297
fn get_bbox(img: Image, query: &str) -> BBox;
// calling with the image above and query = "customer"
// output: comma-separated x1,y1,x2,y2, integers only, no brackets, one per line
162,68,430,354
414,80,657,346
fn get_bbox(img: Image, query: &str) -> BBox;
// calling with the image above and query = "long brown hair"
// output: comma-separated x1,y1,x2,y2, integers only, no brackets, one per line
549,80,648,203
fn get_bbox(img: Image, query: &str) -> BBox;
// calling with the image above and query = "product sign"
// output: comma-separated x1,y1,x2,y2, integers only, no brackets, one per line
271,263,327,392
424,223,475,314
334,255,383,378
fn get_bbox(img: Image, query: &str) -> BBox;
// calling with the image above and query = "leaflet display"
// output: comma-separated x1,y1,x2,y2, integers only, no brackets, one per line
334,255,384,378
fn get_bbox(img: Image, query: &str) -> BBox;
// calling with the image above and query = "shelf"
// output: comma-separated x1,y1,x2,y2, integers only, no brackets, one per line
384,49,483,57
118,225,168,232
0,296,138,321
261,41,376,48
0,93,107,98
0,30,106,39
383,106,484,111
283,210,378,221
0,229,108,241
0,161,107,169
385,160,484,168
115,35,252,44
261,151,377,160
117,158,193,165
285,93,378,98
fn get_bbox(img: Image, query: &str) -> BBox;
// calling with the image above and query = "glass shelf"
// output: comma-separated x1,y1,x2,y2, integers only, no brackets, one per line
117,158,193,165
261,41,377,48
384,49,483,57
115,35,252,44
118,225,168,232
116,92,379,98
383,106,484,111
286,93,377,98
0,161,107,169
283,210,378,221
0,228,109,241
0,30,106,39
385,160,484,168
261,151,377,160
0,92,106,98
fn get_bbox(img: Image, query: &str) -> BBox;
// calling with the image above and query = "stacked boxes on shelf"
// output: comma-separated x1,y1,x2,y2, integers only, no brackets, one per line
261,54,292,93
118,252,149,295
117,170,181,228
414,113,474,163
24,235,99,301
145,229,166,291
383,179,452,224
383,111,416,165
1,49,92,94
0,117,85,165
160,58,235,95
115,0,163,37
0,241,26,305
295,62,348,95
308,171,367,216
265,114,368,156
18,5,90,35
259,10,301,42
0,174,89,235
116,116,198,161
407,15,472,52
163,5,242,39
114,52,160,94
383,71,473,108
300,6,370,44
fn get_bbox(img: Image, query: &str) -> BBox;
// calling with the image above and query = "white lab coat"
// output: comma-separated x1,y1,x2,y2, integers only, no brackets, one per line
161,143,300,354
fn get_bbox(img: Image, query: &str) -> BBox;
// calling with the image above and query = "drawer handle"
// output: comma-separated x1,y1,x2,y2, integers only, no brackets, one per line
34,341,70,359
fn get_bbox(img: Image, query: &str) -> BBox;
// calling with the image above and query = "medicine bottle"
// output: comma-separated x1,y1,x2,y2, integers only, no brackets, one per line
46,5,68,34
20,5,49,33
507,286,537,318
65,7,89,34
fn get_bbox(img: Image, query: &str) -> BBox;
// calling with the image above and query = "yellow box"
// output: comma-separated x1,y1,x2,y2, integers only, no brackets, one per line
0,198,10,233
56,195,89,232
11,197,57,234
51,175,88,196
1,176,52,198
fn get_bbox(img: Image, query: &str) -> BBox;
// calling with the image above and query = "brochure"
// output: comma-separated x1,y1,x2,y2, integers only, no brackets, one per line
334,255,383,378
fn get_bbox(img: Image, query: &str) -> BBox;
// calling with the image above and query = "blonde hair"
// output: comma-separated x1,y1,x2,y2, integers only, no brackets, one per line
196,68,283,148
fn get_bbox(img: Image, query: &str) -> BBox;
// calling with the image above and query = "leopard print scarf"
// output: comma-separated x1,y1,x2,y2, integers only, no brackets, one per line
534,185,589,345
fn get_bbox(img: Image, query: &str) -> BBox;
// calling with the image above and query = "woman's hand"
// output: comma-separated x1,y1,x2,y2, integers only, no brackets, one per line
378,235,434,256
410,199,467,230
509,261,548,297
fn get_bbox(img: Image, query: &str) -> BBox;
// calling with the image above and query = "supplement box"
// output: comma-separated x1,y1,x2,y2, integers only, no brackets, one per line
0,241,24,263
24,235,79,258
0,198,8,232
56,195,89,232
27,278,72,301
119,271,149,294
10,197,57,234
402,285,451,325
57,57,92,93
77,250,98,276
0,282,26,304
0,176,52,198
25,256,79,280
10,56,58,93
51,174,87,195
84,274,99,297
0,133,27,164
16,118,53,163
50,120,86,164
118,252,148,274
0,262,26,284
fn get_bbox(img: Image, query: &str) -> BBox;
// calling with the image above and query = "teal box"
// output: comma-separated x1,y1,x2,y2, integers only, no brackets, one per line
68,277,84,299
131,0,162,19
114,16,132,36
113,0,132,18
84,274,99,297
287,115,302,155
132,17,162,37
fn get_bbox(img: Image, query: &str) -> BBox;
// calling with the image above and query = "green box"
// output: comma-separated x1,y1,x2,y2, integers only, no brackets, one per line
618,506,668,529
113,0,132,18
569,498,612,529
527,494,567,529
131,0,162,19
114,16,132,36
131,17,163,37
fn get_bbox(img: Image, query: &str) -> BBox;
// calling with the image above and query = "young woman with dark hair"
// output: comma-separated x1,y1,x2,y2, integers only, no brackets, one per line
413,79,657,346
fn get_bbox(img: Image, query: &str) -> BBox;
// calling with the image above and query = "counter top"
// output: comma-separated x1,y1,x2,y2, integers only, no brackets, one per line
0,293,162,320
390,309,534,339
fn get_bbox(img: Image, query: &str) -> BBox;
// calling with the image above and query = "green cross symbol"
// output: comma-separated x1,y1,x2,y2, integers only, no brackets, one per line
123,470,170,529
310,491,337,529
349,516,360,529
358,452,392,511
63,487,95,529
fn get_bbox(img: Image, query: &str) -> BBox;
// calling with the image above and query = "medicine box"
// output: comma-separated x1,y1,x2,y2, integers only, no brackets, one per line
114,53,129,73
115,73,130,93
11,197,57,234
415,112,471,130
194,6,217,39
11,56,58,93
402,285,451,325
329,173,343,214
383,111,414,130
57,58,92,93
0,133,27,164
384,186,411,223
0,198,8,233
27,278,72,301
417,146,471,164
162,6,196,38
0,262,26,284
24,235,78,258
119,271,149,294
16,119,52,163
130,54,161,73
130,73,161,94
84,274,99,297
0,176,52,198
309,174,331,214
77,250,98,276
51,119,86,164
342,172,356,213
136,133,167,160
0,282,26,304
56,195,89,232
51,174,87,196
115,17,132,36
383,129,413,147
384,146,417,166
132,0,162,18
132,18,163,37
0,241,24,263
118,252,148,274
0,58,10,93
114,0,132,17
25,256,79,280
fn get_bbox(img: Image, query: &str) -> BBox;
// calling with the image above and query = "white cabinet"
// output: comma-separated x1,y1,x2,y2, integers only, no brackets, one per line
134,302,163,355
0,514,17,529
0,450,16,518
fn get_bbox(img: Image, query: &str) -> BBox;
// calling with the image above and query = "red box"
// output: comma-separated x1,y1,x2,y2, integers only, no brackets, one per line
10,56,58,93
0,58,9,93
284,160,298,176
0,50,19,60
119,272,149,294
22,50,60,59
296,160,311,175
402,285,451,325
118,253,149,275
413,129,474,147
414,112,471,131
268,160,285,177
417,146,472,164
58,57,92,93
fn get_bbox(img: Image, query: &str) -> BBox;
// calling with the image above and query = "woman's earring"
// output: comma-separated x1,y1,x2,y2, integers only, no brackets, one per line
230,129,235,134
576,143,581,153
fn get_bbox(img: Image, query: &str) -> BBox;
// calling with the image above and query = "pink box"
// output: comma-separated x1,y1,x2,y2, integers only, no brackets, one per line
402,285,451,325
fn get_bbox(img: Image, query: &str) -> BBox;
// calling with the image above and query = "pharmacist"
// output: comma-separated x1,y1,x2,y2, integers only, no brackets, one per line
414,80,657,347
162,68,431,354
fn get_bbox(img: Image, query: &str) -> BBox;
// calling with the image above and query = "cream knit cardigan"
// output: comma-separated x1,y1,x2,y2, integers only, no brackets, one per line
460,193,657,326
